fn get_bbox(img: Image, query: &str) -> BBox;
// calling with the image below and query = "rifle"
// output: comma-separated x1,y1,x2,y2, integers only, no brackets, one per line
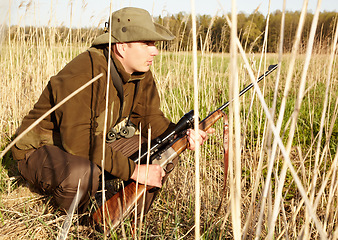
92,64,278,229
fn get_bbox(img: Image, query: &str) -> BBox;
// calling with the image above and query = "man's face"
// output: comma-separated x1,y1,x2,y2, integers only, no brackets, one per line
122,41,159,74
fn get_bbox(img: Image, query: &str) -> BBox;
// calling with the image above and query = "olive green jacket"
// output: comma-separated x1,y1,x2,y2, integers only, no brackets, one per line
12,46,172,181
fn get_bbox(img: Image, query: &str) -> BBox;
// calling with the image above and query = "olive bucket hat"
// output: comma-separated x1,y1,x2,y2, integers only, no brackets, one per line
92,7,175,45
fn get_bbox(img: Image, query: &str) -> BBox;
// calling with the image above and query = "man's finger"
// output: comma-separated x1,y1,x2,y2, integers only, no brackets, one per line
206,127,216,134
187,135,196,150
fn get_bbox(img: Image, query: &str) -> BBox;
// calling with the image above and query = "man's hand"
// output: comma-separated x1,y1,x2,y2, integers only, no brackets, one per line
186,128,215,151
130,164,165,188
130,128,215,186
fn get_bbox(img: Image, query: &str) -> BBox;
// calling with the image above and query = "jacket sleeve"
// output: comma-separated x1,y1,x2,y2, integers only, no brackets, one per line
130,71,173,139
50,49,135,181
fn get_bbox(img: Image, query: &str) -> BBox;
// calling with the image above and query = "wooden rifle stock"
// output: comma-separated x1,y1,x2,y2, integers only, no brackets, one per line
91,181,149,229
91,110,224,229
92,64,278,229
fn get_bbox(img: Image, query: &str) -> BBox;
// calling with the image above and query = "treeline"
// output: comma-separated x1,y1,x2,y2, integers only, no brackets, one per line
4,10,337,53
157,10,337,52
4,25,102,46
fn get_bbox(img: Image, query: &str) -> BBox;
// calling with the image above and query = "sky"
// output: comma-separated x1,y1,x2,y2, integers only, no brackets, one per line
1,0,337,28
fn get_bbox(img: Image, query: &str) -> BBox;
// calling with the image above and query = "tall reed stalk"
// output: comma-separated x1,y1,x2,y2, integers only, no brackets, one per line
189,0,201,238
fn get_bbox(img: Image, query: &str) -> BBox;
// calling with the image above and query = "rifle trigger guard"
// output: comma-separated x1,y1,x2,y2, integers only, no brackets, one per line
164,161,174,173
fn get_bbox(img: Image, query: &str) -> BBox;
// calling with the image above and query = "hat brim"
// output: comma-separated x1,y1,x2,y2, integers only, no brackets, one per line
92,22,175,46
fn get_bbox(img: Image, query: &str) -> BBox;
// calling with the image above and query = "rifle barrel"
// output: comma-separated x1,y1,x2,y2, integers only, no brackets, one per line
134,64,278,163
218,64,278,112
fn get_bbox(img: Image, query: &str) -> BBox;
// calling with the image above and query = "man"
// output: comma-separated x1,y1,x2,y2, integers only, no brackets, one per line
11,7,211,215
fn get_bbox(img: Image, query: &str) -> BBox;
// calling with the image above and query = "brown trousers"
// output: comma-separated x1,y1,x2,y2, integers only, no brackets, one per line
17,145,101,212
17,136,175,215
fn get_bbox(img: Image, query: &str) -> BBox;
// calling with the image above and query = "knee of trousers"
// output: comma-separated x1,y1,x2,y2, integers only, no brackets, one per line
17,145,101,211
55,160,101,209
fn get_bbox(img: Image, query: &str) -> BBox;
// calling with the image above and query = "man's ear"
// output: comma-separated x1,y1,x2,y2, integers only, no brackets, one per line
114,43,127,58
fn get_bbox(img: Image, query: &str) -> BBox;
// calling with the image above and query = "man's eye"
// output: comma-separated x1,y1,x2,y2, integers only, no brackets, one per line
145,41,155,46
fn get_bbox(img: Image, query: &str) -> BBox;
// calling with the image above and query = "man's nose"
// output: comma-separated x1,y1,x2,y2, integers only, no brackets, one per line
150,43,159,56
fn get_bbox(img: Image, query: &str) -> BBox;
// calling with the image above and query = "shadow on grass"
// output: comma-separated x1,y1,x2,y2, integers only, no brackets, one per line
1,150,19,178
0,139,25,195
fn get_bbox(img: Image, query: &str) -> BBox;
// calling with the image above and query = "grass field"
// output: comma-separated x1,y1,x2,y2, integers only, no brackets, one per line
1,7,338,240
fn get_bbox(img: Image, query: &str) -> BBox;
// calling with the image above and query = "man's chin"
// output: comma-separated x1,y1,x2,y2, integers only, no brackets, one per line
139,66,150,72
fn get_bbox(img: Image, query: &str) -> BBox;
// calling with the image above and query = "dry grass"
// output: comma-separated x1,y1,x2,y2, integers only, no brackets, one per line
0,184,96,239
1,2,338,239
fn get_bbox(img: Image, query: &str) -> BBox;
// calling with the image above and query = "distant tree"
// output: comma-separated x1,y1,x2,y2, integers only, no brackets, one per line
316,12,338,51
212,16,229,52
241,12,265,52
301,13,314,52
268,10,282,52
237,12,248,42
197,14,213,51
242,20,263,52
